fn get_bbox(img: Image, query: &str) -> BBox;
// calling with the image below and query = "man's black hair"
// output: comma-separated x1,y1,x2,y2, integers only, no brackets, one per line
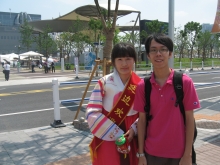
144,33,173,56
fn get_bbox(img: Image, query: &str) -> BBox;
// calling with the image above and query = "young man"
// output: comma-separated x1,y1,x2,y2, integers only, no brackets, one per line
134,33,200,165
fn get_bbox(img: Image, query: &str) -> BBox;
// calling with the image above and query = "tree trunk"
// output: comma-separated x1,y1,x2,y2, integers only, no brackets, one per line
202,48,205,62
60,47,63,61
210,47,213,58
103,30,114,74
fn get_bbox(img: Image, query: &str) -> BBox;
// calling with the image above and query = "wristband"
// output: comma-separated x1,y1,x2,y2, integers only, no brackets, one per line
136,152,145,158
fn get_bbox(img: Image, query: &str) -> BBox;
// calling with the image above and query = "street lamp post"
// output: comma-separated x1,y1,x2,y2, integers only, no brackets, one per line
168,0,174,68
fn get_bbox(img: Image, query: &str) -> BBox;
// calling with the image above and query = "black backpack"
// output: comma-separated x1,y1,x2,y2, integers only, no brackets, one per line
144,71,197,164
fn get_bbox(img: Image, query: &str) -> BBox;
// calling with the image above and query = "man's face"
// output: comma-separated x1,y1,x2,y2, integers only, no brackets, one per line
147,39,172,70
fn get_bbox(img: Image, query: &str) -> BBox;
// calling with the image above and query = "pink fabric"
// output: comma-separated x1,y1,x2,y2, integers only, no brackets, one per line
93,109,139,165
133,70,200,158
91,117,108,134
113,92,122,105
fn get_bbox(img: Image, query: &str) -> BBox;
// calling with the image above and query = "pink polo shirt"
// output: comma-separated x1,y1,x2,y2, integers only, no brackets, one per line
133,70,200,158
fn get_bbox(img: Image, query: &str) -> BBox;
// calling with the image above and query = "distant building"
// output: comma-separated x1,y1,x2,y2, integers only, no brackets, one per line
0,11,41,54
140,19,168,44
201,23,213,32
139,19,168,62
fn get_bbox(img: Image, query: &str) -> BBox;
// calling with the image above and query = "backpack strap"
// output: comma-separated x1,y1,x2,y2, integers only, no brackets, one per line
173,71,198,163
173,71,186,124
144,76,153,126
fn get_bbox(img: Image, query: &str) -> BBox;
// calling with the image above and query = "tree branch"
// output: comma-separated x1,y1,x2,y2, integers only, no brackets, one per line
108,0,111,22
94,0,107,32
112,0,119,30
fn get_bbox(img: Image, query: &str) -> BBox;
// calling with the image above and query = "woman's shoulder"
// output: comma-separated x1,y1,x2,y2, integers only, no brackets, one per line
98,72,115,85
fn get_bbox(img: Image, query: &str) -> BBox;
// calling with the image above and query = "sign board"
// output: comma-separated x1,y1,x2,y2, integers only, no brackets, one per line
84,52,96,70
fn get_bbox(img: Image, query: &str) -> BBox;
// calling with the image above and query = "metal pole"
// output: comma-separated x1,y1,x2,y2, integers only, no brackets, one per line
185,69,190,77
211,60,214,69
179,61,182,71
201,61,204,70
138,13,141,64
75,65,79,79
50,78,65,128
61,58,64,72
190,61,193,71
168,0,174,68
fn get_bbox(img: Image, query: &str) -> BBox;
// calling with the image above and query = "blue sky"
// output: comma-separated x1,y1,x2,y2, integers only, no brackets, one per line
0,0,217,28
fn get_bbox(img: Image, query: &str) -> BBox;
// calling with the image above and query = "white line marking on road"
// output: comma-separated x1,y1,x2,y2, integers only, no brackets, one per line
199,96,220,101
0,88,6,91
196,85,220,90
82,91,92,93
212,77,220,79
0,104,88,117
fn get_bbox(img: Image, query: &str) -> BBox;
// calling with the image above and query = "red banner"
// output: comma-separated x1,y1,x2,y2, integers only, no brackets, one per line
212,0,220,33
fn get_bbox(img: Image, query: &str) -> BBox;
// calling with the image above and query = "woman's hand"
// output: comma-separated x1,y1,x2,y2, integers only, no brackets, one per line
124,128,135,142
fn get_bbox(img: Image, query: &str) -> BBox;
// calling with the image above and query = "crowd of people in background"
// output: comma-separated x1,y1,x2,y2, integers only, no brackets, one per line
2,58,57,82
29,59,56,74
43,61,55,73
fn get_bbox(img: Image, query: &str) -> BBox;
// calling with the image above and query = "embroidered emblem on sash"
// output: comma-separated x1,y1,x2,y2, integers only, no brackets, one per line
114,108,124,118
121,95,131,106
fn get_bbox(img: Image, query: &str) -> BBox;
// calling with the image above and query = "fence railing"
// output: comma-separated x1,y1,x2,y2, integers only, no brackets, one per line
50,70,220,129
74,61,220,73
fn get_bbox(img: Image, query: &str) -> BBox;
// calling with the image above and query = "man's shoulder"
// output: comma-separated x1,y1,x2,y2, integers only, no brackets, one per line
182,73,193,84
137,79,145,90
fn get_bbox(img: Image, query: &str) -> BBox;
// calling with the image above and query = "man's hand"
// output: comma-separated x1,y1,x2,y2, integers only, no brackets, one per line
138,156,147,165
179,154,192,165
124,128,135,142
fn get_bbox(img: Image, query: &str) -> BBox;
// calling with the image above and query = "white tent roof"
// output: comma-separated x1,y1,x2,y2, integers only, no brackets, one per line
28,3,140,33
0,55,10,62
118,20,139,31
0,53,31,62
74,3,140,17
6,53,19,60
19,51,44,57
0,53,19,62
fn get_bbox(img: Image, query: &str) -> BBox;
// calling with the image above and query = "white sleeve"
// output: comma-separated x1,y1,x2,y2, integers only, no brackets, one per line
130,118,138,135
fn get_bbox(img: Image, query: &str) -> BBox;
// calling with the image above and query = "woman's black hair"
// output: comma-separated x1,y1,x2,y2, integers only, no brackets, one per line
144,33,173,55
111,42,137,65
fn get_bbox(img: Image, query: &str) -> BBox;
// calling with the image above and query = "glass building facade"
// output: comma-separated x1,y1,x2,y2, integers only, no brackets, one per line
0,11,41,54
201,23,213,32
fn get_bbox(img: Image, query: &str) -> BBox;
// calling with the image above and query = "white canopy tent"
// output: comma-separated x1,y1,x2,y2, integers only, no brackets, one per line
18,51,44,70
0,53,21,65
19,51,44,57
0,53,19,61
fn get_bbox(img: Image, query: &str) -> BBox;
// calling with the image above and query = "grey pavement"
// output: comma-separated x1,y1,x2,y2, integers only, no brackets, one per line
0,67,220,165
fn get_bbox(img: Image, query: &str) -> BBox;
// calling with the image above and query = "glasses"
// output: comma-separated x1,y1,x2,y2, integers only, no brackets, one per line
149,48,169,55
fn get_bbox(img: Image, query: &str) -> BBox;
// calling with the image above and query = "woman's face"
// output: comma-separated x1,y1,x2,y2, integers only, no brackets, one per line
114,56,134,77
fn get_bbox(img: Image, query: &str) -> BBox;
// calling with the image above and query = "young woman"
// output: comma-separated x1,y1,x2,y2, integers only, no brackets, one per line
86,43,141,165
